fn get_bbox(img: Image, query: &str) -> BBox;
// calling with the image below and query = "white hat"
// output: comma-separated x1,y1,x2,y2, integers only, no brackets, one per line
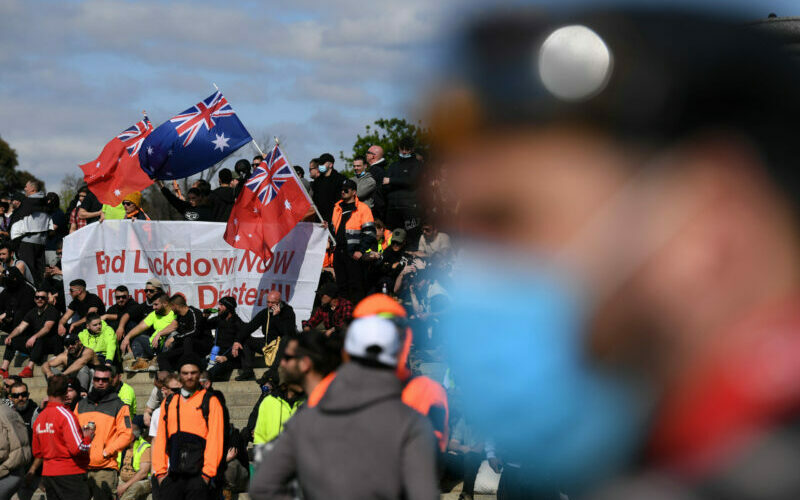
345,316,402,367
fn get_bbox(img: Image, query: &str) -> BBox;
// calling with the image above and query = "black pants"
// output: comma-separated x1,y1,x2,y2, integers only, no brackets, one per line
159,474,213,500
333,249,366,304
16,242,44,286
158,335,214,372
440,451,482,496
3,333,58,365
42,474,90,500
240,336,266,372
497,465,562,500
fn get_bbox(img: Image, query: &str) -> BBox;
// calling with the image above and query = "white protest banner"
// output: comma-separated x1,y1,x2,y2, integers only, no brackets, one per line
62,220,326,328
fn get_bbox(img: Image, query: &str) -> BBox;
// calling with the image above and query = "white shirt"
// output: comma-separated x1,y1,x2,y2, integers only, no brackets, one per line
149,407,161,438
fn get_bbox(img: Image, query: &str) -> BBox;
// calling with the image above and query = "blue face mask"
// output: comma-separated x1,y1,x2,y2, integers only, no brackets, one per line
318,165,328,174
440,246,652,493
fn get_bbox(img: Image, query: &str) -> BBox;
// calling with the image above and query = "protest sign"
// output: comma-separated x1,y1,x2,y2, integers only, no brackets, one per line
62,220,326,327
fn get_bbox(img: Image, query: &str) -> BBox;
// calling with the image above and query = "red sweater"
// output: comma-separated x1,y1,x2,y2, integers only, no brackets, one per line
32,402,91,476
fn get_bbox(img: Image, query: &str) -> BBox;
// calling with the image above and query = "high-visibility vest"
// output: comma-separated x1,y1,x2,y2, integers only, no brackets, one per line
117,437,151,474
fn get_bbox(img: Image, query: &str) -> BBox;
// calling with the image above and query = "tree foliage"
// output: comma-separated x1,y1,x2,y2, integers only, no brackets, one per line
0,135,44,194
342,118,430,168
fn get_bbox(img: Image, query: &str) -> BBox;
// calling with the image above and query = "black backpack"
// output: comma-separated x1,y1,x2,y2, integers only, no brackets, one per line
162,389,231,480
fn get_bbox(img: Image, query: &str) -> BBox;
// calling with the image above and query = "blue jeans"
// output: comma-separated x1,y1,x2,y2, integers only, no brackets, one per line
131,335,154,359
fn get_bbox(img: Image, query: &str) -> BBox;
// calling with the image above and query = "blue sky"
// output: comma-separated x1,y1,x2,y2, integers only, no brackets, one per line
1,0,797,191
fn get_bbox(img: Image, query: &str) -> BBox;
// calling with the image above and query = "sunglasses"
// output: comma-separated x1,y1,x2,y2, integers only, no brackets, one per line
282,354,298,361
122,201,134,206
11,392,28,398
93,376,110,383
115,295,128,300
34,295,47,300
145,288,157,294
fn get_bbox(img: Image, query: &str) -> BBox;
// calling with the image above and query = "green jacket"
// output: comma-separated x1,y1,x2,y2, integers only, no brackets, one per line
118,382,137,416
78,321,117,361
253,395,302,445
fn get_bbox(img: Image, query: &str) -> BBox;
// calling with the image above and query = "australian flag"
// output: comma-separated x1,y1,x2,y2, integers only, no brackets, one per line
139,91,251,179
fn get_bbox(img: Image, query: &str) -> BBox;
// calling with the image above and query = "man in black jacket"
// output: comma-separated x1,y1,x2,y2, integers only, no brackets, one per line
156,294,213,372
210,168,236,222
382,136,422,248
366,144,387,219
235,291,296,381
310,153,345,223
205,296,246,381
156,181,215,221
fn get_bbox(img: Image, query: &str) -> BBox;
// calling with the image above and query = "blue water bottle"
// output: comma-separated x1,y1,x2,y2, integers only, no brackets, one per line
208,345,220,369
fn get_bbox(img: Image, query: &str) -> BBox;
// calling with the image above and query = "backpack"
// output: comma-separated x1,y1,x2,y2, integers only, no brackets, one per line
162,389,231,480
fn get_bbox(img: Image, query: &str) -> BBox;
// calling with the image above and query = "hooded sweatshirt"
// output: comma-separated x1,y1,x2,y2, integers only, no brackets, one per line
249,362,439,500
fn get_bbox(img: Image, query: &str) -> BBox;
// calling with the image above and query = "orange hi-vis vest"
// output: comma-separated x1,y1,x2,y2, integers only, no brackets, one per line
331,197,376,254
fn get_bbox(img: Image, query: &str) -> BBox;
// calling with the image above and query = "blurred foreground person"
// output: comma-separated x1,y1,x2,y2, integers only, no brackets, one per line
250,316,439,499
433,8,800,499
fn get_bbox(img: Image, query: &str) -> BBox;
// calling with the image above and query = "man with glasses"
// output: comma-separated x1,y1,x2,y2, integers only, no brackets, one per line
121,292,175,372
0,376,19,408
42,334,94,392
237,290,296,381
75,364,133,500
102,286,139,340
9,382,37,441
57,279,105,336
0,288,60,378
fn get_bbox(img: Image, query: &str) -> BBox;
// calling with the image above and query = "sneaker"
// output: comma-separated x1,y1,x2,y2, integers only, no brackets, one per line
0,369,8,379
130,358,150,371
18,366,33,378
122,351,135,362
234,370,255,381
147,359,159,372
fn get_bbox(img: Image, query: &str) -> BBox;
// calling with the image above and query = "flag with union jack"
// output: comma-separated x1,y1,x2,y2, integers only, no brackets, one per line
79,116,156,205
139,90,251,180
224,144,313,261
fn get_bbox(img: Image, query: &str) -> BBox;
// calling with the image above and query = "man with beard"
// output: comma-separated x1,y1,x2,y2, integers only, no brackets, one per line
75,363,133,500
0,242,34,285
9,381,37,441
101,286,139,339
1,288,60,378
236,290,296,381
57,279,105,336
155,295,213,373
204,296,245,382
42,334,94,392
278,330,342,406
121,293,175,371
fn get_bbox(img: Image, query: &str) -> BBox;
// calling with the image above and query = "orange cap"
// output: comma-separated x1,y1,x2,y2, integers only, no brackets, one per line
353,293,407,319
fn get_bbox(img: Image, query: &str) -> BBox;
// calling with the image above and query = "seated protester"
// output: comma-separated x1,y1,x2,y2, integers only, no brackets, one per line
252,380,305,445
9,381,37,440
77,312,117,365
116,415,152,500
155,294,213,372
57,278,106,336
0,241,34,284
0,288,60,378
102,285,139,339
120,278,165,350
111,365,137,415
414,221,452,260
440,403,484,499
122,191,150,221
204,296,246,381
42,243,64,301
156,180,215,221
121,292,175,371
236,290,296,381
142,371,169,429
42,333,94,392
379,228,418,294
46,283,66,315
301,283,353,336
0,266,36,334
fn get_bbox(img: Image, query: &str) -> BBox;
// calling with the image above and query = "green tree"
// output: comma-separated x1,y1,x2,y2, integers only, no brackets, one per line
0,135,44,193
342,118,431,169
59,173,84,212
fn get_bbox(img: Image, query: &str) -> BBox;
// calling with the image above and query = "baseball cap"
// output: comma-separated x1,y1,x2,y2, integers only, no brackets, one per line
145,278,164,290
341,179,357,191
391,228,407,244
316,282,338,298
63,333,80,346
345,316,402,367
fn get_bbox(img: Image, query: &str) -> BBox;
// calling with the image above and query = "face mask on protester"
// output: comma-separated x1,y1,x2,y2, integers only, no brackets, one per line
132,428,142,439
399,152,413,159
318,165,328,174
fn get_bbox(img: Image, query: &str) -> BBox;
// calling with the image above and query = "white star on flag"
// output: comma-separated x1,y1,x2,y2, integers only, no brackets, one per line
147,146,154,155
235,235,240,242
114,189,121,196
95,161,101,168
248,233,252,238
252,207,258,214
211,133,230,152
233,218,239,225
284,199,292,210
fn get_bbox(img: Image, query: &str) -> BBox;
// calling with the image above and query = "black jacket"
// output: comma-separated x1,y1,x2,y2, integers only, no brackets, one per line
160,187,215,221
238,303,296,344
210,186,236,222
383,156,422,213
311,170,346,223
207,312,245,351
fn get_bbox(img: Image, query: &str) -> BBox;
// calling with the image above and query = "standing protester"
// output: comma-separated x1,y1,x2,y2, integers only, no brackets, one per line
366,144,387,219
58,279,106,336
310,153,345,223
383,136,422,247
293,166,312,198
0,397,31,500
75,364,133,500
352,155,377,209
236,291,296,381
9,382,36,442
153,356,225,500
204,296,245,381
156,295,213,372
0,267,36,340
0,242,34,285
252,378,304,446
9,180,53,285
32,375,92,500
111,368,137,416
42,334,94,392
1,288,60,378
121,192,150,221
249,316,439,499
157,181,215,222
328,178,377,303
210,168,236,222
279,330,342,406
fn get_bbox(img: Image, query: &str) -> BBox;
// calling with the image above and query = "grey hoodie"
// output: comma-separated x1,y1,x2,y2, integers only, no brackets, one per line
249,362,439,500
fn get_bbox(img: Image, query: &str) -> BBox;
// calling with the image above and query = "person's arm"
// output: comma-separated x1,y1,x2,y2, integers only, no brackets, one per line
401,416,440,500
237,309,266,343
252,398,272,445
13,260,26,277
101,324,117,361
302,308,323,331
201,396,225,482
118,447,150,496
248,421,299,500
62,412,92,457
357,175,376,201
42,351,67,378
26,320,55,349
116,312,132,340
106,405,133,457
58,309,75,335
159,183,191,214
78,207,103,220
64,347,94,376
151,320,177,348
4,320,28,344
69,310,94,333
121,318,149,352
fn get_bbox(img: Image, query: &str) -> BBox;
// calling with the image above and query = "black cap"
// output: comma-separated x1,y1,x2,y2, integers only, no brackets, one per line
177,354,205,371
218,296,237,311
341,179,357,192
66,377,83,393
316,282,338,298
63,333,80,346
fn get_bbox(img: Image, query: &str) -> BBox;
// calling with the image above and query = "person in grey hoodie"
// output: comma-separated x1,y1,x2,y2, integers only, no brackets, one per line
249,316,439,500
